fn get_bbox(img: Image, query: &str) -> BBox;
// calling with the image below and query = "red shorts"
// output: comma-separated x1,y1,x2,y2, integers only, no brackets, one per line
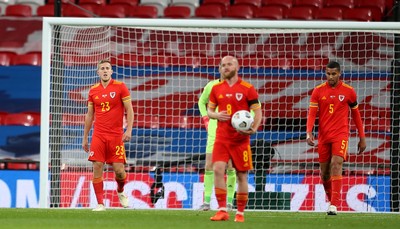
318,138,348,163
88,134,126,164
212,138,253,172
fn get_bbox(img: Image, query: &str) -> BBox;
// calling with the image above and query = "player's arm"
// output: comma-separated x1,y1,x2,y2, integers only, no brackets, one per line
350,101,366,153
239,100,262,135
306,89,318,146
123,97,134,142
198,82,212,130
82,103,94,152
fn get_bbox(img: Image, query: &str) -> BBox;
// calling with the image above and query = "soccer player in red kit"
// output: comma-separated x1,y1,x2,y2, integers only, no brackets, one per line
207,56,262,222
82,59,134,211
306,61,366,215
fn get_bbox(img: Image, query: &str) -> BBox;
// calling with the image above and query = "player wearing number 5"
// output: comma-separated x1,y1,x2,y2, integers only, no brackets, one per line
306,61,366,215
207,56,262,222
82,59,134,211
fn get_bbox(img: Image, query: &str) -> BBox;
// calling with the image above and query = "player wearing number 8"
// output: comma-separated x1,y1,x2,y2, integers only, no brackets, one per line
207,56,262,222
306,61,366,215
82,59,134,211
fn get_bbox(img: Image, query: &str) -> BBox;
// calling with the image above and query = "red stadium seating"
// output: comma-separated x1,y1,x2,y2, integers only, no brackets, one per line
314,7,343,20
98,4,127,18
63,4,99,17
343,8,373,21
234,0,262,10
109,0,138,6
324,0,354,9
224,5,254,19
0,111,8,125
5,4,32,17
355,0,386,21
262,0,293,9
294,0,323,8
194,4,223,18
3,112,41,126
286,6,314,20
254,5,285,19
12,53,42,66
164,5,191,18
128,5,158,18
36,4,56,16
78,0,106,6
202,0,230,8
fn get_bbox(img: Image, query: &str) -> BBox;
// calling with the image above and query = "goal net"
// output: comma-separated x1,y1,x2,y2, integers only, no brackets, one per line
40,18,400,212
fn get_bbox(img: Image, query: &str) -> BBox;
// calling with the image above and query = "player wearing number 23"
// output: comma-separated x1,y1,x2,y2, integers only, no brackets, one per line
207,55,262,222
306,61,366,215
82,59,134,211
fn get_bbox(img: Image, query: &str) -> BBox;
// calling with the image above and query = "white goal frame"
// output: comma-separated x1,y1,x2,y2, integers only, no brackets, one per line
40,17,400,209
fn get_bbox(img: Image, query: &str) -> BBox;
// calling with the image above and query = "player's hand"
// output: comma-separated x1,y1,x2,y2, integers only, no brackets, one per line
122,131,132,142
82,139,89,152
216,111,230,122
306,132,315,146
202,116,209,131
358,137,366,154
238,127,257,135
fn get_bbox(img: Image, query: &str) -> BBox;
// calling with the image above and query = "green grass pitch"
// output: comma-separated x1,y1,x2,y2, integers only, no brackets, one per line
0,209,398,229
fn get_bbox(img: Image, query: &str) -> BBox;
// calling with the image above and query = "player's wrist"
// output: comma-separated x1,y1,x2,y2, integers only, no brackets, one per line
306,132,312,140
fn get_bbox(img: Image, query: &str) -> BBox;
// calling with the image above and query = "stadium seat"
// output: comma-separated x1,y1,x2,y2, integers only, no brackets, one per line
234,0,262,10
314,7,343,20
63,4,99,17
128,5,158,18
343,8,373,21
254,5,284,19
139,0,168,17
11,52,42,66
294,0,323,9
5,4,32,17
36,4,56,16
109,0,138,6
3,112,40,126
0,0,15,16
194,4,223,18
324,0,354,10
224,5,254,19
0,52,16,66
164,5,191,18
202,0,230,11
170,0,199,16
98,4,126,18
286,6,314,20
261,0,293,9
355,0,385,21
78,0,106,6
15,0,44,15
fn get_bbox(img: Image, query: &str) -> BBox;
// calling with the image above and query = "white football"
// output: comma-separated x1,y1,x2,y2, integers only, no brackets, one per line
231,110,254,131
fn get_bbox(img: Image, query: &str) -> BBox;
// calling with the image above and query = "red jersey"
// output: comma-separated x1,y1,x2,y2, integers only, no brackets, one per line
208,77,260,142
88,79,131,136
309,81,357,143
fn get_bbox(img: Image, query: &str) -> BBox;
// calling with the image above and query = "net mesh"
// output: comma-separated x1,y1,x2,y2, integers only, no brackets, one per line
46,23,394,212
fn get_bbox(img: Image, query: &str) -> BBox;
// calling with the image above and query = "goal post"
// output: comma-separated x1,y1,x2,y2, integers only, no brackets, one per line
40,17,400,212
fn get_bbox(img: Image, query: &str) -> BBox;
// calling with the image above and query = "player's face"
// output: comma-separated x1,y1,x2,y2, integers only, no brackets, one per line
325,67,340,87
219,57,238,80
97,62,113,83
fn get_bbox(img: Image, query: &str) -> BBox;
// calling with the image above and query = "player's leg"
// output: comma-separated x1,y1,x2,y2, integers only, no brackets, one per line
234,171,248,223
89,135,106,211
92,161,106,211
318,143,332,204
110,137,129,208
199,153,213,211
328,139,347,215
226,160,236,210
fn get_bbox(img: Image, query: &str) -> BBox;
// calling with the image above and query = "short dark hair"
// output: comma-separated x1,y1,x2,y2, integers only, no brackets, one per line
326,61,341,71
